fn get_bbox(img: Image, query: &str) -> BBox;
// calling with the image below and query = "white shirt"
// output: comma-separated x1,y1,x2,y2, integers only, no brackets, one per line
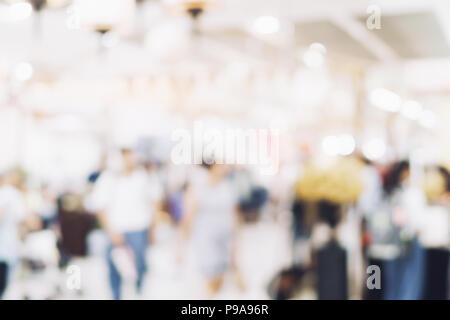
92,169,162,233
419,205,449,248
0,185,26,263
397,185,426,234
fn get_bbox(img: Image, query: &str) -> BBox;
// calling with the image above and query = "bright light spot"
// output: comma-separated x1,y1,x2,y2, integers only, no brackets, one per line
303,50,324,68
14,62,33,82
75,0,135,28
322,134,355,156
369,88,401,112
401,100,422,120
418,109,437,129
145,18,190,57
339,134,356,156
322,135,340,156
310,42,327,54
302,43,326,68
252,16,280,35
362,138,386,161
7,2,32,22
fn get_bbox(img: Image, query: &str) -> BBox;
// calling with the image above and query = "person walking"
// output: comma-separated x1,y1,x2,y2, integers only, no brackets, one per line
93,149,162,300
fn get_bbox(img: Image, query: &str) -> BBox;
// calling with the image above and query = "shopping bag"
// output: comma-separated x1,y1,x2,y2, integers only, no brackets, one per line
110,246,137,281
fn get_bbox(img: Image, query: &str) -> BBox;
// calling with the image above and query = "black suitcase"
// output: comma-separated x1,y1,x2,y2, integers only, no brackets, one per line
317,241,348,300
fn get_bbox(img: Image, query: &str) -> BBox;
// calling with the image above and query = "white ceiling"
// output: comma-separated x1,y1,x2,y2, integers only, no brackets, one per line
1,0,450,77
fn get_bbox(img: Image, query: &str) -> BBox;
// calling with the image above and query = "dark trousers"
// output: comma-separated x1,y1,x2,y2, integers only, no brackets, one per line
423,248,449,300
0,262,8,299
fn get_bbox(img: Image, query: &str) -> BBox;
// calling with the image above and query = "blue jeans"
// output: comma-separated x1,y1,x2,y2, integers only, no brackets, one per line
383,237,425,300
107,229,149,300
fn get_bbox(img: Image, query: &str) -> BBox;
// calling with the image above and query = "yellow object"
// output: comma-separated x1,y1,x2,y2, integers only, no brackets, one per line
423,170,446,200
295,157,364,203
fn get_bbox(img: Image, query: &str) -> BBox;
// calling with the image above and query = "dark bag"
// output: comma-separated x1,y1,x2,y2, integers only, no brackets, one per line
267,265,305,300
317,241,348,300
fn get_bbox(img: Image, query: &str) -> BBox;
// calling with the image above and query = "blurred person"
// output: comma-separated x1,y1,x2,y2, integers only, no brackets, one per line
154,161,192,267
149,161,183,224
25,184,58,230
357,156,383,220
289,162,311,267
56,192,97,268
182,161,241,298
88,154,108,185
271,160,302,221
84,155,109,215
291,199,309,265
232,166,268,223
355,155,383,298
368,160,426,300
438,166,450,299
92,148,162,300
437,166,450,196
419,166,450,299
0,170,31,298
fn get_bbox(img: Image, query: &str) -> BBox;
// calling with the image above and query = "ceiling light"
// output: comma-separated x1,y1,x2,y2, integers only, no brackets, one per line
322,135,339,156
303,50,324,68
74,0,135,30
7,2,32,22
322,134,355,156
302,43,326,68
401,100,422,120
339,134,356,156
309,42,327,54
418,109,437,129
362,138,386,161
252,15,280,35
369,88,401,112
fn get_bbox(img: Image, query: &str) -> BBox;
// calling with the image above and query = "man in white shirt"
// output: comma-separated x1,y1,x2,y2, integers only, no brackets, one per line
93,149,162,300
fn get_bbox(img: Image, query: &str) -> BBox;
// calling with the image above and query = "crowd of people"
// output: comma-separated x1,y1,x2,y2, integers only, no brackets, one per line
0,147,449,300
